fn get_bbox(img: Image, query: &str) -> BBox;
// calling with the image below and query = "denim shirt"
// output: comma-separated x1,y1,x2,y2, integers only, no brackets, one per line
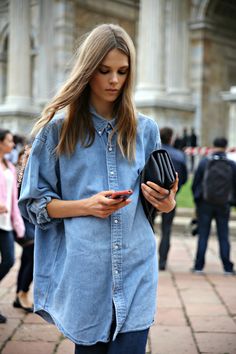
19,108,161,345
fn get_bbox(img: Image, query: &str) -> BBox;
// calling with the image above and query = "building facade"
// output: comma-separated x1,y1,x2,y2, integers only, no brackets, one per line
0,0,236,146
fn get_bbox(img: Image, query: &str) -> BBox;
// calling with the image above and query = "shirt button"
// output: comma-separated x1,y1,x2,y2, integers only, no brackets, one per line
115,270,119,275
98,130,102,135
108,147,112,151
113,244,119,250
114,219,119,224
110,171,114,175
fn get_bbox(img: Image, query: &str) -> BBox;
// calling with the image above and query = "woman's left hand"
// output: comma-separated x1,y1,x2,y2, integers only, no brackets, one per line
141,173,179,213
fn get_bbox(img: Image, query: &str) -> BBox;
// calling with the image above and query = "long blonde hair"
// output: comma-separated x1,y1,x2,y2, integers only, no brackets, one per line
32,24,137,160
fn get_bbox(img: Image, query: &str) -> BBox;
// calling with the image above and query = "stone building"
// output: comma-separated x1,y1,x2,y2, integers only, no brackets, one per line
0,0,236,146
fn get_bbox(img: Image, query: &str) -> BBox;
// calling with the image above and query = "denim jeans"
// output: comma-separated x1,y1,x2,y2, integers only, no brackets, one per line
74,327,149,354
194,201,234,272
0,229,15,281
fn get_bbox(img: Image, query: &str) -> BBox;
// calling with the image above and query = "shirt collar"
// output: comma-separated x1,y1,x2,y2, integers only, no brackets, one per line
89,105,116,135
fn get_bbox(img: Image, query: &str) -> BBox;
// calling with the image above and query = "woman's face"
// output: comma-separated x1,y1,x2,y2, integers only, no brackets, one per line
0,133,15,154
89,48,129,108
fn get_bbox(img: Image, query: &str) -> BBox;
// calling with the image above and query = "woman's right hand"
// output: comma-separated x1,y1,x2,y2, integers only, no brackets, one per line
83,191,132,218
0,202,8,214
47,191,132,219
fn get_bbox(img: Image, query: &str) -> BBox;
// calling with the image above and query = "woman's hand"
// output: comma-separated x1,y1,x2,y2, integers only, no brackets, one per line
141,173,179,213
47,191,132,219
83,191,131,218
0,202,8,214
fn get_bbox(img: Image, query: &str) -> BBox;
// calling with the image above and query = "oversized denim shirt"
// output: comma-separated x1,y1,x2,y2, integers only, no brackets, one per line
18,108,161,345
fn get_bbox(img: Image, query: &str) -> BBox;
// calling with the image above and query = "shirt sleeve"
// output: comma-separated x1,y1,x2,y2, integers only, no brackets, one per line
18,126,62,230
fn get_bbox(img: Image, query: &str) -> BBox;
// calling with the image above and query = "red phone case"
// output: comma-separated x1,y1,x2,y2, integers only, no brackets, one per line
110,190,133,200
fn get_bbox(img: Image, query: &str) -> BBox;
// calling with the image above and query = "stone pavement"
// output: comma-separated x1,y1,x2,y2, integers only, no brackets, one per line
0,234,236,354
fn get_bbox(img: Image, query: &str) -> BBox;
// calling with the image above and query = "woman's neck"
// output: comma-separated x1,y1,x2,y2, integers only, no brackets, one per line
90,99,114,120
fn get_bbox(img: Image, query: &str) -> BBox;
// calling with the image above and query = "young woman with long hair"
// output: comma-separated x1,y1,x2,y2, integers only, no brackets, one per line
19,24,178,354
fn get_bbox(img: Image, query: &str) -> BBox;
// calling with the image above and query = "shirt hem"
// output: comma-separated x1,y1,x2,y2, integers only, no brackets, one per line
35,306,154,345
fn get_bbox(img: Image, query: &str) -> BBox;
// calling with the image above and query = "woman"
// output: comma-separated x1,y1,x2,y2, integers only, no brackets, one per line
0,129,25,323
19,24,177,354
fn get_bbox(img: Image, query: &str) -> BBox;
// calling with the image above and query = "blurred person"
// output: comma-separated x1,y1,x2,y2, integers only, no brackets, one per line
158,127,188,270
13,146,34,313
18,24,177,354
0,129,25,323
5,134,26,165
189,127,198,173
192,137,236,275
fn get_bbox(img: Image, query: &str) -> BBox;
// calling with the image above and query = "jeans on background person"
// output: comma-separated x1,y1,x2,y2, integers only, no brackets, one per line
159,208,176,270
16,243,34,293
0,229,14,280
194,201,234,272
74,328,149,354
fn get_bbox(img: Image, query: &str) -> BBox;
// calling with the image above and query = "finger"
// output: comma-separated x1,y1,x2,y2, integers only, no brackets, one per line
146,181,169,195
100,190,115,198
141,183,169,200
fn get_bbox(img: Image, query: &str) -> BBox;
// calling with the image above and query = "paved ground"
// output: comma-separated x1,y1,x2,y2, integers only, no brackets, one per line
0,234,236,354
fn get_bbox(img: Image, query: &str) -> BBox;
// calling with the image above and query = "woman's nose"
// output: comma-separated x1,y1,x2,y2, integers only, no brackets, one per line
109,73,118,84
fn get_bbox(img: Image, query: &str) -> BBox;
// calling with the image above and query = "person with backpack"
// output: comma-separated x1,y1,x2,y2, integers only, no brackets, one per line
191,137,236,275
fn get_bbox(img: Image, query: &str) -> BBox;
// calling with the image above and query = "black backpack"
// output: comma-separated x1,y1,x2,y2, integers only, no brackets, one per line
202,155,233,205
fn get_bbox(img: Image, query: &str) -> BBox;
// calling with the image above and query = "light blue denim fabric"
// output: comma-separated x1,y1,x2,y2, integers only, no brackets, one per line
18,108,161,345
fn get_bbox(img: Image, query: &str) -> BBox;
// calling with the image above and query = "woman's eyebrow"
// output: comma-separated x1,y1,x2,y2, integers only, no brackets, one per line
99,64,129,69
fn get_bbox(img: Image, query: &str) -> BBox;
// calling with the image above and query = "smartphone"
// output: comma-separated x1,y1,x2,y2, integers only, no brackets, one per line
109,189,133,200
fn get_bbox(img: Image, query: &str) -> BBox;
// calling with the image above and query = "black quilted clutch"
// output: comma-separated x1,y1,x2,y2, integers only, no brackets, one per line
140,149,176,226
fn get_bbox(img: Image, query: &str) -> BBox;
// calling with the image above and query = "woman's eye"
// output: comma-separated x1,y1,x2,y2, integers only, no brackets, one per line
118,71,128,75
99,69,109,74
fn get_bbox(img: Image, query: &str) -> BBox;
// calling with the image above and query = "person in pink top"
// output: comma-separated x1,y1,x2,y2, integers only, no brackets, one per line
0,129,25,323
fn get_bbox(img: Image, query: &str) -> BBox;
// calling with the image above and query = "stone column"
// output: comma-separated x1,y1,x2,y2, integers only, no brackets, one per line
54,0,75,90
221,86,236,148
5,0,31,108
38,0,54,106
166,0,190,97
135,0,165,104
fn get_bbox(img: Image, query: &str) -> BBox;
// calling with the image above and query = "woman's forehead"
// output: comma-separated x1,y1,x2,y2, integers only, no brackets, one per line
101,48,129,67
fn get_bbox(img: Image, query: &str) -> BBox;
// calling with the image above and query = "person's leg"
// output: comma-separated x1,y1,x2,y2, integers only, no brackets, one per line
159,208,176,270
107,328,149,354
17,244,34,293
215,205,234,272
13,244,34,311
194,202,212,270
0,230,15,281
74,342,108,354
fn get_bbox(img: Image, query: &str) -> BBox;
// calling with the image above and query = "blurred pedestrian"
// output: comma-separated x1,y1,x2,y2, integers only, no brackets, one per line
181,127,189,150
192,137,236,274
19,24,177,354
159,127,188,270
0,129,25,323
13,146,34,313
189,127,198,173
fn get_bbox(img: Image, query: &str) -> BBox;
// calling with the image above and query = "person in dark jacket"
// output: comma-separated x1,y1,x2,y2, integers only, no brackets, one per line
191,137,236,275
159,127,188,270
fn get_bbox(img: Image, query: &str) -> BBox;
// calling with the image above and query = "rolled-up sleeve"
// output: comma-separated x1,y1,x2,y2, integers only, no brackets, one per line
19,125,62,230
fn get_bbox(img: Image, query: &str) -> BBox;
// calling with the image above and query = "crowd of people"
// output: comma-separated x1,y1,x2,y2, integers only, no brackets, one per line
0,23,236,354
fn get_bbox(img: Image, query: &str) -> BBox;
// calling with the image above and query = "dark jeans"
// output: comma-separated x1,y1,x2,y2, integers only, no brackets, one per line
74,328,149,354
194,201,234,272
159,208,176,268
16,243,34,293
0,229,15,281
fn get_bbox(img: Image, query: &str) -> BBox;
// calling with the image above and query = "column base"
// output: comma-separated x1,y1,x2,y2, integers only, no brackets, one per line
0,101,40,135
135,88,195,111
